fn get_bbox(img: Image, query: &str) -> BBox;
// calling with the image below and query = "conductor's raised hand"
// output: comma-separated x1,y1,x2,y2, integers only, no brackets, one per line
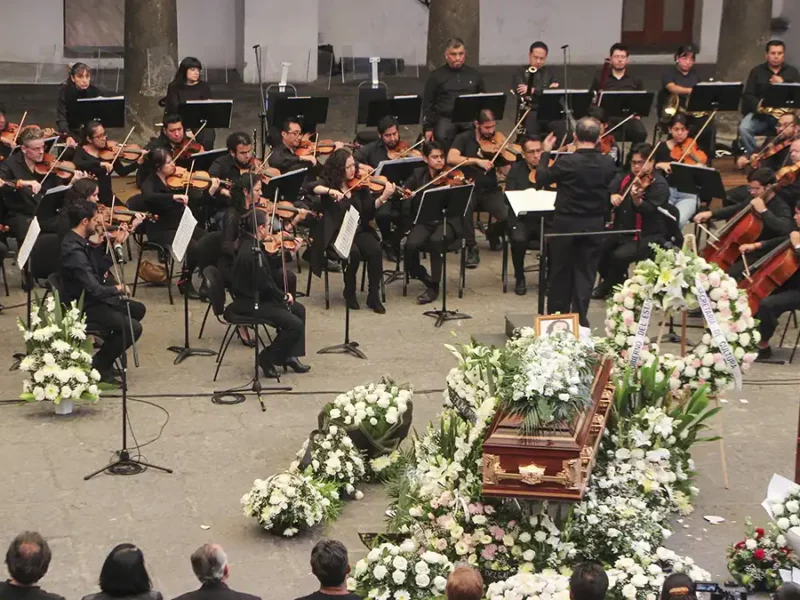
542,132,557,153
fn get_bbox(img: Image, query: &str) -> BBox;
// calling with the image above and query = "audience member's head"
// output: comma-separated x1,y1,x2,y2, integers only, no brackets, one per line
776,582,800,600
190,544,229,584
99,544,153,597
310,539,350,589
445,566,483,600
569,562,608,600
5,532,52,586
660,573,696,600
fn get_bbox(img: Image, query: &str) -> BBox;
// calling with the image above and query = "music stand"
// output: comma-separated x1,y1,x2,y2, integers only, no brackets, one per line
263,168,308,203
375,157,424,182
271,96,330,132
71,96,125,130
178,100,233,130
670,163,726,201
599,90,654,157
366,95,422,126
762,83,800,112
186,148,227,172
451,93,507,123
418,184,474,328
538,89,592,124
686,82,743,113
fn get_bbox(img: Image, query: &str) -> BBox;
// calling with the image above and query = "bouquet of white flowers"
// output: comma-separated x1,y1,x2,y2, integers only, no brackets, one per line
485,570,571,600
320,378,413,461
241,471,341,537
290,425,366,496
353,539,453,600
18,293,101,407
606,555,665,600
767,483,800,533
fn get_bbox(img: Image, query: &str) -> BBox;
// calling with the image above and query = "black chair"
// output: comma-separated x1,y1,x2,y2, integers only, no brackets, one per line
28,233,61,288
127,195,176,305
777,311,800,364
663,202,684,249
402,239,466,299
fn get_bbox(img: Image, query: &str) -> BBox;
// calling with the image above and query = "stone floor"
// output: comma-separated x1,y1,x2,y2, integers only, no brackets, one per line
0,69,793,599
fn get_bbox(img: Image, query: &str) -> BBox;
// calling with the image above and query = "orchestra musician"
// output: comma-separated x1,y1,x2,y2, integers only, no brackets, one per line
511,41,559,138
268,118,335,174
306,149,395,314
165,57,215,150
537,117,617,328
56,62,102,148
73,120,144,206
0,104,13,161
506,135,545,296
139,148,216,299
738,40,800,156
402,141,458,305
694,167,795,278
447,108,509,268
593,142,670,299
589,43,647,145
231,209,310,377
60,198,146,385
423,38,486,148
138,114,197,186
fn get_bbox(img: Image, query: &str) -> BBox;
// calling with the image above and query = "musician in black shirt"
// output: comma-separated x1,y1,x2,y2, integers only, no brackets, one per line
137,114,197,186
537,117,618,327
422,38,486,148
165,57,215,150
60,199,146,384
231,209,309,377
589,43,647,144
55,62,101,147
511,41,559,138
269,118,329,175
0,105,13,161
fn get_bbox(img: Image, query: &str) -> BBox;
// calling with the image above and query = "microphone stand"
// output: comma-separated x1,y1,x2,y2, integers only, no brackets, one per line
561,45,574,139
86,221,172,479
254,45,269,159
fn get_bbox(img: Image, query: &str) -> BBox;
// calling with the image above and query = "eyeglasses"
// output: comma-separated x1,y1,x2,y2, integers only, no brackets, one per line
631,159,646,165
286,130,302,136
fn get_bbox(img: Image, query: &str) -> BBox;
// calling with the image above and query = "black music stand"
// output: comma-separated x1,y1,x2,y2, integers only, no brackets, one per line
670,163,726,201
538,89,592,125
71,96,125,130
271,96,330,132
186,148,227,172
376,157,424,183
686,82,743,113
418,184,474,328
762,83,800,112
263,167,308,203
178,100,233,130
366,95,422,126
599,90,654,157
452,93,507,122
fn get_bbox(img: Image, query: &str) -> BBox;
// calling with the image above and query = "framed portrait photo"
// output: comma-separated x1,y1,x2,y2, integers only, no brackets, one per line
535,313,580,337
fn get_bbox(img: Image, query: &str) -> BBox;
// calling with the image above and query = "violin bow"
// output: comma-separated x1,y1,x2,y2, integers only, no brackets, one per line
108,126,136,170
677,110,716,163
490,106,531,167
38,144,71,188
394,137,425,159
411,159,471,196
620,141,662,202
11,111,27,146
184,160,196,198
173,122,207,162
599,113,635,140
252,150,274,177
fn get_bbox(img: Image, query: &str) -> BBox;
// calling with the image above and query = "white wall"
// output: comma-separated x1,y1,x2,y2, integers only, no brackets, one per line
0,0,68,64
176,0,237,69
241,0,318,83
318,0,428,65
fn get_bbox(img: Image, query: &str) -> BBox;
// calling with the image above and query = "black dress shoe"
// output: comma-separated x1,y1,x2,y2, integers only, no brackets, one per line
367,297,386,314
178,278,200,300
514,277,527,296
327,259,342,273
383,243,399,264
283,357,311,373
756,346,773,362
98,370,122,386
258,355,279,379
417,287,439,305
488,236,500,251
591,285,610,300
343,293,360,310
465,247,480,269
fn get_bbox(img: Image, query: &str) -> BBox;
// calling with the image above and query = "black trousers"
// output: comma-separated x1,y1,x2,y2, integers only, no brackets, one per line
433,117,472,150
598,235,662,289
405,221,457,286
234,299,306,362
375,199,407,251
148,226,206,275
465,189,508,247
547,214,605,327
343,230,383,296
85,300,146,371
509,213,542,279
757,283,800,344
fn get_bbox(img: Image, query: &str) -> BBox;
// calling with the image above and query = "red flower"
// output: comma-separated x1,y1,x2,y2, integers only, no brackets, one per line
754,549,766,561
735,541,746,550
782,547,792,554
756,528,765,539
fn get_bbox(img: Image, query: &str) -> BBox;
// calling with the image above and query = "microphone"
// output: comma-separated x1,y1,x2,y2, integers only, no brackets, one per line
113,243,125,264
561,44,569,50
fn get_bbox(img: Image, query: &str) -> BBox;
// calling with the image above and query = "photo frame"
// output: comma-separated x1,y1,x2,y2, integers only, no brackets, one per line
535,313,580,337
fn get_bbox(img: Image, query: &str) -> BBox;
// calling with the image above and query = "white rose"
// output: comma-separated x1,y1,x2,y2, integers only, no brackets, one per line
622,584,637,599
534,531,547,542
373,565,388,580
786,500,799,513
392,556,408,571
434,576,448,591
522,549,535,561
778,518,791,530
623,297,635,309
745,538,758,549
415,573,431,588
392,570,406,585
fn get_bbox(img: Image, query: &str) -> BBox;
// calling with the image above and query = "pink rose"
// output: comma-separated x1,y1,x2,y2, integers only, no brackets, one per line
692,359,701,368
468,502,484,515
713,353,723,364
481,544,497,560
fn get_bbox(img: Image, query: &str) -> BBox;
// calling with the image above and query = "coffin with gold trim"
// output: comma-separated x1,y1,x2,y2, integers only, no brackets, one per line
481,358,614,502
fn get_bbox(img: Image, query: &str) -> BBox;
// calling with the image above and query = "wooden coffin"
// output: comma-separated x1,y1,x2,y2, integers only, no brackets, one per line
481,357,614,502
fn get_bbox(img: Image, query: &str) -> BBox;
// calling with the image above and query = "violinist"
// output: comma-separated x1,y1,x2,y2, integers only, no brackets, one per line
140,148,214,299
206,131,252,217
232,209,309,377
735,112,799,172
422,38,486,148
56,62,102,148
270,119,329,175
0,105,13,160
73,121,144,206
511,41,559,138
593,143,670,300
589,43,647,145
165,57,215,150
138,114,195,186
60,199,146,385
448,109,509,267
506,136,545,295
537,117,617,328
740,208,800,361
653,114,707,228
306,149,394,314
694,167,795,279
738,40,800,156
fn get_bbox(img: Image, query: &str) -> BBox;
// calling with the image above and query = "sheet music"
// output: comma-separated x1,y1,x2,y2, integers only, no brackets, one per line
187,148,227,159
185,99,234,105
17,217,40,270
77,96,124,102
334,205,360,260
505,189,556,216
170,207,198,263
45,184,72,196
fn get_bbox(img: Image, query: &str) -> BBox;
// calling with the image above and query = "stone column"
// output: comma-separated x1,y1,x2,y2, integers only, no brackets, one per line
426,0,480,70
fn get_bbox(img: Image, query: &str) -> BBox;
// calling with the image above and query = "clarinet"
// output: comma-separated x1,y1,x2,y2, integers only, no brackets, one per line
515,66,537,138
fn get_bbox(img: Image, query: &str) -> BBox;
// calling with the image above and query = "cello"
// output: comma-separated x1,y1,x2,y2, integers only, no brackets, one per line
740,236,800,314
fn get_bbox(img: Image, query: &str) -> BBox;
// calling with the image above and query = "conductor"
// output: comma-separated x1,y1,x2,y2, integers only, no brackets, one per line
536,117,617,328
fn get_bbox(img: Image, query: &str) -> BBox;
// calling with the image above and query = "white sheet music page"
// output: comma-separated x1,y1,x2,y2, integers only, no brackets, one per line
17,217,41,270
334,205,360,260
505,189,556,216
170,206,198,263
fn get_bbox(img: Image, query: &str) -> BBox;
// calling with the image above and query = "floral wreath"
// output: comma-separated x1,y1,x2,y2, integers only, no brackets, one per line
605,245,759,394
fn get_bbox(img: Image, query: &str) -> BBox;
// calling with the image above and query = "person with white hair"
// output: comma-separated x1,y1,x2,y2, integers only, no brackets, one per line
170,544,260,600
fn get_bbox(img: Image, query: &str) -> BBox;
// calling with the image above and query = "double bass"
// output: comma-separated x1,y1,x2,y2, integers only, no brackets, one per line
740,236,800,314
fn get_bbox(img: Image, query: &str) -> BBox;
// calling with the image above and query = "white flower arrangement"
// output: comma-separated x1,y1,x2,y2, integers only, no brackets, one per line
485,570,571,600
767,482,800,533
353,540,453,600
326,380,412,429
18,293,101,405
290,425,366,496
605,246,759,394
241,471,342,536
607,549,711,600
444,342,504,416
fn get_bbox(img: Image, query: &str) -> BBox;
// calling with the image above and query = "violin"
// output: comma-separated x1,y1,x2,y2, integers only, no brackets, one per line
263,230,301,254
749,135,794,170
34,153,80,180
166,166,231,190
347,174,412,197
98,140,147,163
599,134,615,155
173,138,203,161
740,237,800,314
107,206,158,223
259,200,318,221
670,138,707,165
387,140,423,160
0,124,57,147
438,169,472,186
240,157,281,184
478,132,521,163
296,134,349,157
